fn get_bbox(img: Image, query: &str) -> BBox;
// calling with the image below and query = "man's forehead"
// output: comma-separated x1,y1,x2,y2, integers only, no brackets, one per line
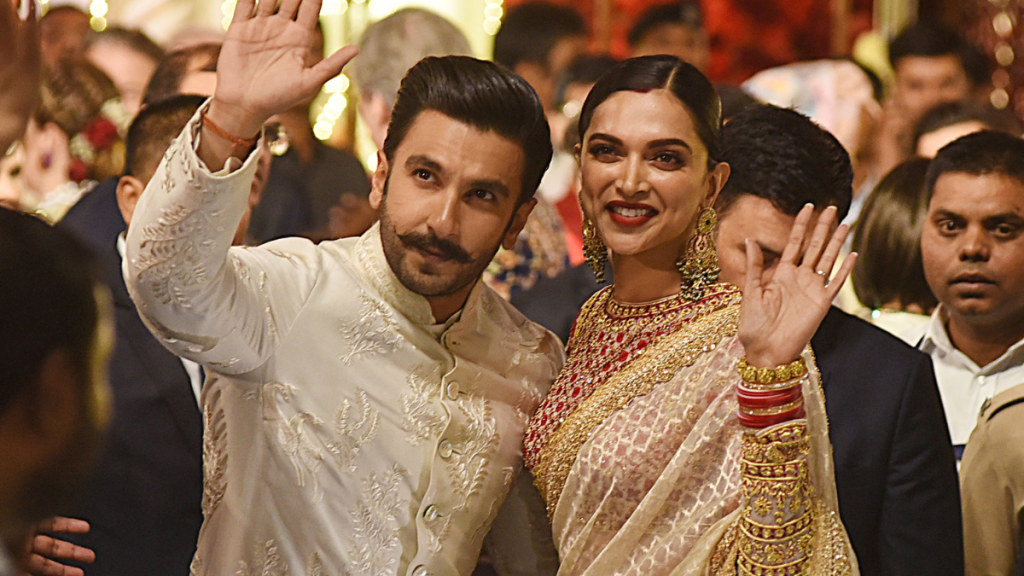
931,172,1024,213
394,110,525,182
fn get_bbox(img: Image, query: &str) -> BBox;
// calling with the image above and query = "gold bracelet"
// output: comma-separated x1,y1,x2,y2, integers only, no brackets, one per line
738,357,807,386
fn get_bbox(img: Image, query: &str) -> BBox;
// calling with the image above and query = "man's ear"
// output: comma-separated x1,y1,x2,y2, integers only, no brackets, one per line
705,161,731,207
115,175,145,228
368,152,388,211
503,198,537,250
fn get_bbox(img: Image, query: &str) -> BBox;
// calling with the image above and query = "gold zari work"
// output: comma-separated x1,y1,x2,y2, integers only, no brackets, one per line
532,302,742,516
738,358,809,388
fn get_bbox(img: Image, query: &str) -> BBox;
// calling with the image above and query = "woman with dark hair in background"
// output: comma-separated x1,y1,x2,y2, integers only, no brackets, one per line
851,158,937,342
524,55,858,575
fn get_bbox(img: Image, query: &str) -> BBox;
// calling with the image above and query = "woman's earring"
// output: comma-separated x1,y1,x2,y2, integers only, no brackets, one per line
678,206,720,301
582,215,608,283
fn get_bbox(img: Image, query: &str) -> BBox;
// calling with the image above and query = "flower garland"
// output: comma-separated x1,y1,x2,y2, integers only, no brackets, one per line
67,98,131,183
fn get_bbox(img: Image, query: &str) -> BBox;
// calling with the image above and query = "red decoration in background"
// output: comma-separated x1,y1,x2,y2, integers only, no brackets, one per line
83,117,119,151
502,0,873,84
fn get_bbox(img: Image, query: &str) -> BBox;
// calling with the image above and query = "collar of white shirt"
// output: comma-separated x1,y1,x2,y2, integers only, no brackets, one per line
919,305,1024,375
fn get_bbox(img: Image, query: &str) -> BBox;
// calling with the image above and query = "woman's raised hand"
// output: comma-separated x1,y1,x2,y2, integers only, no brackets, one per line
738,204,857,368
206,0,359,140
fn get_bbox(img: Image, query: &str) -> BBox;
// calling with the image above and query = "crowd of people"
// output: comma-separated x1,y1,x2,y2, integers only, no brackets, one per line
2,0,1024,575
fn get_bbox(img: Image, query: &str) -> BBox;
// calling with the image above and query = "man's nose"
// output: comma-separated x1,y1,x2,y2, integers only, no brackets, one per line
425,187,461,239
959,225,991,262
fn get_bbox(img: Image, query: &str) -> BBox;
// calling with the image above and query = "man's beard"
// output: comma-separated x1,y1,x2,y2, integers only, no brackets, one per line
377,184,510,299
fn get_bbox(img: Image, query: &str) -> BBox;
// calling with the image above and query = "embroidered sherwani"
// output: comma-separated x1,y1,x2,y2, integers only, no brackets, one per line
123,108,564,576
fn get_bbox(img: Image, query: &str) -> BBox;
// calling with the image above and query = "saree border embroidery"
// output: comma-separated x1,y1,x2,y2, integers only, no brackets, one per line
532,301,741,517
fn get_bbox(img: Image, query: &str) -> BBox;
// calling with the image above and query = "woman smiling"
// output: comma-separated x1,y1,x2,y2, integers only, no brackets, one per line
524,56,860,576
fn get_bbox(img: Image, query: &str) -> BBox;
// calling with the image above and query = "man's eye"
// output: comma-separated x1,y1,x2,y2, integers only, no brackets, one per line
995,224,1019,237
471,189,495,201
413,169,432,181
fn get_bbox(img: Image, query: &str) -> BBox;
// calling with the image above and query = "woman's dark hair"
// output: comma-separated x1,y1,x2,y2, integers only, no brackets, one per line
0,208,104,415
852,158,938,312
383,55,552,204
578,55,721,168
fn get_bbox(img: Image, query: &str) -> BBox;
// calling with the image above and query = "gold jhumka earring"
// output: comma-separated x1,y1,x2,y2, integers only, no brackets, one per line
582,216,608,283
677,206,720,302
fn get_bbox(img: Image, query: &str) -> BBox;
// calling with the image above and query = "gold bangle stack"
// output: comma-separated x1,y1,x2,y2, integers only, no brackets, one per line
737,357,807,389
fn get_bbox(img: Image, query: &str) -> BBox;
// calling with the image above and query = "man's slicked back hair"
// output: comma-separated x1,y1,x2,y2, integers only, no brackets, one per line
925,130,1024,197
492,2,587,70
124,95,205,183
382,56,552,204
718,104,853,219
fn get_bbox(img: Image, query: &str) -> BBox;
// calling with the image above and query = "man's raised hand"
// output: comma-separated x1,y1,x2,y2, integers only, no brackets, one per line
206,0,358,142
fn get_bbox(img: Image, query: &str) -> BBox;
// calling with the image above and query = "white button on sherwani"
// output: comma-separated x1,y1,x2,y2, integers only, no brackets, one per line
123,106,564,576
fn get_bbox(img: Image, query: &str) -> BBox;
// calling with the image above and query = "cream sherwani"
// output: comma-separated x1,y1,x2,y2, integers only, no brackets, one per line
123,107,564,576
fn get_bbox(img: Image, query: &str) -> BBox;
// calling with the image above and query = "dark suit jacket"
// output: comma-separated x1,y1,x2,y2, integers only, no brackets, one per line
60,179,204,576
513,265,964,576
812,306,963,576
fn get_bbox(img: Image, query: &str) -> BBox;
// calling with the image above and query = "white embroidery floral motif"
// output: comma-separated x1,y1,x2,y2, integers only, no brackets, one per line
425,396,500,552
306,552,325,576
236,539,287,576
348,465,407,576
401,363,447,445
263,383,379,501
337,292,403,365
202,390,228,519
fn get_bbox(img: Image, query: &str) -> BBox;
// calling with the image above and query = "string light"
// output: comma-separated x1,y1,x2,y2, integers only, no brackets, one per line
483,0,503,35
321,0,348,16
221,0,237,30
313,74,350,141
89,0,107,31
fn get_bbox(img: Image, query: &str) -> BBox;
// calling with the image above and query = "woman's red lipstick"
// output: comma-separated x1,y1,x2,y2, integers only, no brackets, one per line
606,201,657,227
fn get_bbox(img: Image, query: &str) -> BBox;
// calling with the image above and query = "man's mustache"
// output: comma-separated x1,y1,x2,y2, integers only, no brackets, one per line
399,231,472,264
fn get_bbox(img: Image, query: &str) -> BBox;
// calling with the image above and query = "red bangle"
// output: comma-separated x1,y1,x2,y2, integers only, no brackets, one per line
202,112,259,148
739,405,806,428
737,386,802,410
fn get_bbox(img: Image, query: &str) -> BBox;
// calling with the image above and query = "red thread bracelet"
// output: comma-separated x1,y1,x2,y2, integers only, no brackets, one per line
202,112,259,148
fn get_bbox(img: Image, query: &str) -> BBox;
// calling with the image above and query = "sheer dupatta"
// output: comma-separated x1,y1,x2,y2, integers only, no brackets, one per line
527,287,858,576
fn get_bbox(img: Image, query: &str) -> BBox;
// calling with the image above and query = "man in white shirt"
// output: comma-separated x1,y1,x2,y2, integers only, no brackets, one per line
122,1,563,575
914,130,1024,460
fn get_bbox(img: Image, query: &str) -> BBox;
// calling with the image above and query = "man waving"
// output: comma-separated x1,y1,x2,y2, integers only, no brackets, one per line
123,0,562,574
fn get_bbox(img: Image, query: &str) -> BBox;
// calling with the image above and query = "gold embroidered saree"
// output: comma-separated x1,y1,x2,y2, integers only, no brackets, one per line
524,284,858,576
